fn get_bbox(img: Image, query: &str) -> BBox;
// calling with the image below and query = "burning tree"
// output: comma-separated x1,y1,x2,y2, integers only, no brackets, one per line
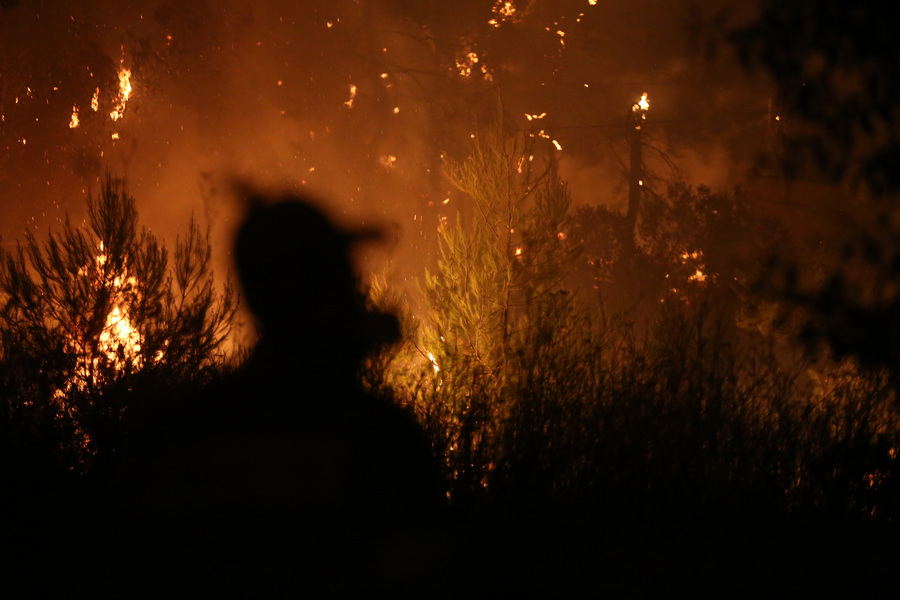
0,174,237,468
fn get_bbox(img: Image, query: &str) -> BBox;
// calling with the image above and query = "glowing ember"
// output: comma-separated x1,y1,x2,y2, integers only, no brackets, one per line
681,250,707,284
489,1,518,26
91,87,100,112
344,83,357,108
69,105,79,128
456,51,479,77
688,269,707,283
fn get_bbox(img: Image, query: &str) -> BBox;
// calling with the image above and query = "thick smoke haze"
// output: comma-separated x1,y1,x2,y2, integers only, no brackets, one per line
0,0,773,311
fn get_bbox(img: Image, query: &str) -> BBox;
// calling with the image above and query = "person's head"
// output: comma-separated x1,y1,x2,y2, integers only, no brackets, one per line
234,194,398,368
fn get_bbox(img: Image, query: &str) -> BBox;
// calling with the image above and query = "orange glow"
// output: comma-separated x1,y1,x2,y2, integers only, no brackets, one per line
69,105,79,128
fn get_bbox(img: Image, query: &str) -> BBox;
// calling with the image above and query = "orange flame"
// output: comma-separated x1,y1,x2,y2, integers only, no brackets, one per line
109,64,132,121
637,92,649,112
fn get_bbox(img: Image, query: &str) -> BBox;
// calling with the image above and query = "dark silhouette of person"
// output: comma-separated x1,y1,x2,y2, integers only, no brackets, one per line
110,192,447,597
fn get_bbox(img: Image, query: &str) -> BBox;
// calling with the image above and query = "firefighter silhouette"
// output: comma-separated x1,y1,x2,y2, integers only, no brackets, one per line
116,192,444,595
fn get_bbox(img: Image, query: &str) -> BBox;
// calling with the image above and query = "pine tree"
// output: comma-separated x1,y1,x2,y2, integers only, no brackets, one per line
378,118,584,497
0,174,237,467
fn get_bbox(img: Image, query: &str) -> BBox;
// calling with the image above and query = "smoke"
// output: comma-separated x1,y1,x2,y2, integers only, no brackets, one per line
0,0,773,311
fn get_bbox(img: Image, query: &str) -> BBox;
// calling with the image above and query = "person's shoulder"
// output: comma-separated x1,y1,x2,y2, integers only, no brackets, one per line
351,390,423,434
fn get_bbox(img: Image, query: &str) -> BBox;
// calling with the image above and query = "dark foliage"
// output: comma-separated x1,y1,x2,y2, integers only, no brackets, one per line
366,113,900,594
732,0,900,196
730,1,900,380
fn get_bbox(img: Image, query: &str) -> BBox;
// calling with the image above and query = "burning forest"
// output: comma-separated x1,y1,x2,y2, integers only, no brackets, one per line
2,0,900,596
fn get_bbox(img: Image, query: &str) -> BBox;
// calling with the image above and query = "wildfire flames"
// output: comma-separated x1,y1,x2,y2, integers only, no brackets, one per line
52,243,145,454
56,242,145,397
489,1,519,27
64,56,132,136
109,63,133,122
679,250,708,285
455,49,492,80
98,304,142,370
639,92,649,111
91,243,143,374
635,92,649,112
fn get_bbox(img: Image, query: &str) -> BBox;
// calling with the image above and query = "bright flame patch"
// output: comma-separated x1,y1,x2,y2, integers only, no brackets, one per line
109,64,132,121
